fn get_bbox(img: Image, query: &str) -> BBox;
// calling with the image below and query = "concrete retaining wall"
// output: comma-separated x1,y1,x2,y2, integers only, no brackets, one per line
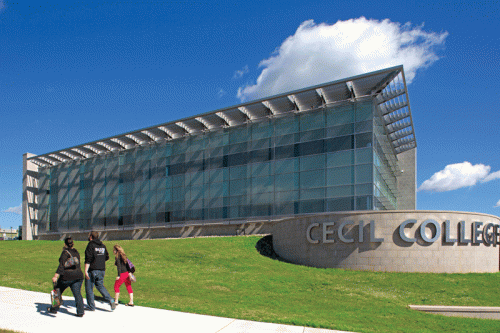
37,220,273,241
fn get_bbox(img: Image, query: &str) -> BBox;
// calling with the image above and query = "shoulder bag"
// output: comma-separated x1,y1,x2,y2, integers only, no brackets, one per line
63,250,80,268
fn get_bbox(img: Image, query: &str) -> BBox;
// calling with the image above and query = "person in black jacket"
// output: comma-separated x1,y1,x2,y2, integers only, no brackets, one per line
49,236,84,317
84,231,116,311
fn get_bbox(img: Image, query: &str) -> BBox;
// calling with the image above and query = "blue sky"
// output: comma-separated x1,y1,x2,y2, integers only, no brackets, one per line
1,0,499,229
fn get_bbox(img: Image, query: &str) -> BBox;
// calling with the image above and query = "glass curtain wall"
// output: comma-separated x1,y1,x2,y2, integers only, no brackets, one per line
37,99,387,233
373,112,400,210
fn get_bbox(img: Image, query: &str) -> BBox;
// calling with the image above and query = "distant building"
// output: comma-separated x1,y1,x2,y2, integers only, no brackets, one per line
23,65,416,241
0,227,19,240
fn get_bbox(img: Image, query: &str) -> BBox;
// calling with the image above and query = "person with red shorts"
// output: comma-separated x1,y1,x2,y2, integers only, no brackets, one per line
113,244,134,306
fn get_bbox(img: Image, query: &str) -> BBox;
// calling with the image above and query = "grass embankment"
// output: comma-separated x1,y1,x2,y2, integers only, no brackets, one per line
1,236,499,332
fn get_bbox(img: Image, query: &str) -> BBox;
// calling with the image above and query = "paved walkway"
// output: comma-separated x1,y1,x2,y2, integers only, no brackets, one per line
0,286,351,333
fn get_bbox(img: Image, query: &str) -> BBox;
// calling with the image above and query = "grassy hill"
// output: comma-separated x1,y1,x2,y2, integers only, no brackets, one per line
1,235,499,332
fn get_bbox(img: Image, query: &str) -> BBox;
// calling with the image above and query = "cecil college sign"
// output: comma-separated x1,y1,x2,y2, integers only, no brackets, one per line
306,220,499,246
272,211,500,273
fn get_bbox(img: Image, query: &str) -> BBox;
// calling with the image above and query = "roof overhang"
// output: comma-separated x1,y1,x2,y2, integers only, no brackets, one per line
28,65,416,167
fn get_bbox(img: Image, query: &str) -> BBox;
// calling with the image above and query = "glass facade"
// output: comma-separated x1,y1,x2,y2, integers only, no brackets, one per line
36,99,400,233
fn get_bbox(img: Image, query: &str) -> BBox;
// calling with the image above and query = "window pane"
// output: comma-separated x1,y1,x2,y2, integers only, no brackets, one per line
274,158,299,174
356,164,373,184
229,142,248,154
172,188,185,202
252,162,271,178
251,138,271,150
300,110,325,131
298,140,324,156
171,175,183,188
229,126,250,143
326,197,354,212
326,123,354,138
208,146,224,157
275,134,295,146
275,202,295,215
355,148,372,164
300,128,324,142
275,190,298,203
252,192,273,205
355,133,372,149
355,120,373,133
327,185,354,197
356,195,372,210
230,179,247,196
356,102,373,122
251,176,274,194
250,149,271,164
252,121,272,140
275,173,298,192
325,135,354,152
275,145,295,160
230,165,248,180
327,150,354,168
188,172,204,186
327,106,354,126
300,188,325,200
274,116,299,135
300,155,326,171
299,199,325,214
355,183,373,196
327,166,354,186
208,169,224,183
300,170,325,189
251,204,272,217
228,152,248,167
209,183,224,198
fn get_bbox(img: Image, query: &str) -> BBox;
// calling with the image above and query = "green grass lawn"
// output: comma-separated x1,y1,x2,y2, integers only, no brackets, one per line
1,236,499,332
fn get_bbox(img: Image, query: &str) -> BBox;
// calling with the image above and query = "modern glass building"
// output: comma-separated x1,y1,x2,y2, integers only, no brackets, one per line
23,66,416,240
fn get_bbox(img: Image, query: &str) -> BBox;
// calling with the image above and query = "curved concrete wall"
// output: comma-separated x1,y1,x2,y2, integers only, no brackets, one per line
272,211,500,273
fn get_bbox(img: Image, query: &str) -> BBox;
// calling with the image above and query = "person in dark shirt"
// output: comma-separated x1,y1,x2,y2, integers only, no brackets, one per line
113,244,134,306
48,236,84,317
84,231,116,311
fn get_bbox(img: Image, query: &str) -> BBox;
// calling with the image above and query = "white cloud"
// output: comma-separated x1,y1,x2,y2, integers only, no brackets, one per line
495,200,500,208
233,65,249,79
237,18,448,102
483,170,500,183
418,162,500,192
2,205,22,215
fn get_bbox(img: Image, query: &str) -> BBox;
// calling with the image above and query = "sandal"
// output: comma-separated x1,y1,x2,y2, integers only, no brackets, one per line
125,303,134,307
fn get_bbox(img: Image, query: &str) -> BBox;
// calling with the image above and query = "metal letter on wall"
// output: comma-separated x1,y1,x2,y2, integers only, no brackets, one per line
306,223,320,244
323,222,335,243
338,220,354,243
369,220,384,242
443,220,458,243
472,222,483,244
420,219,440,243
482,223,494,245
358,220,364,242
495,225,500,245
399,219,417,243
459,221,471,244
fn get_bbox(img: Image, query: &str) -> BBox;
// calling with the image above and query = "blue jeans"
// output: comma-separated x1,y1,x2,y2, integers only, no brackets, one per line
55,279,84,316
85,270,112,310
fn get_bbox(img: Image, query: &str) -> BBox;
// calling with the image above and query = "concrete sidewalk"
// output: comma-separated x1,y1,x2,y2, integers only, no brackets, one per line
0,286,351,333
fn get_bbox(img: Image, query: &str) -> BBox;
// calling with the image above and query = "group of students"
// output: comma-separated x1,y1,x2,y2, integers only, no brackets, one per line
49,231,135,317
